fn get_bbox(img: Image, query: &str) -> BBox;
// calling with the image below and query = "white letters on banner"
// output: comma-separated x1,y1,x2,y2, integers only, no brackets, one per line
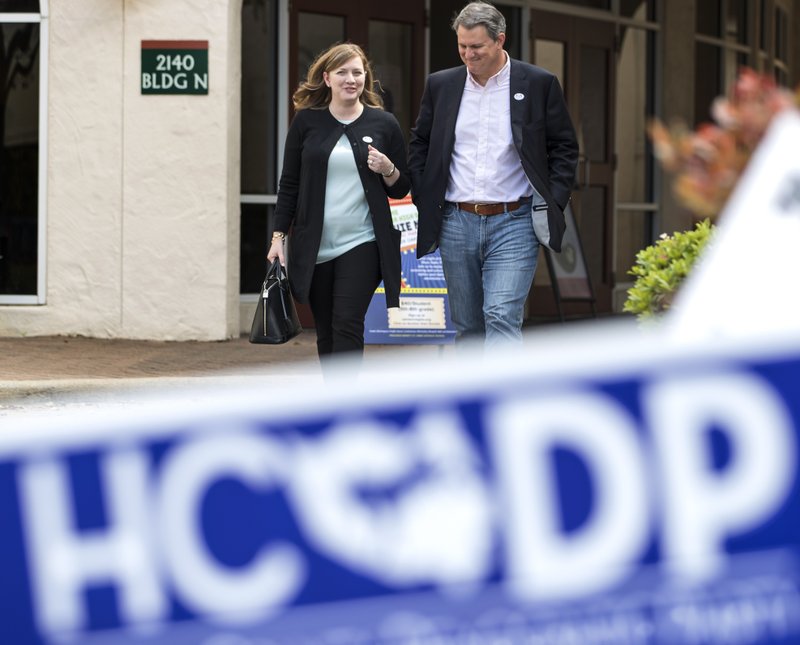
13,367,796,638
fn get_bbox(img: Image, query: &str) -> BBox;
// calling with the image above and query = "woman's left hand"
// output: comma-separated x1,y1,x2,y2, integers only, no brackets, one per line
366,144,395,178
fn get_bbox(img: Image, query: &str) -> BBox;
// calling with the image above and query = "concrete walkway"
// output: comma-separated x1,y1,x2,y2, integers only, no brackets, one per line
0,332,443,415
0,333,319,382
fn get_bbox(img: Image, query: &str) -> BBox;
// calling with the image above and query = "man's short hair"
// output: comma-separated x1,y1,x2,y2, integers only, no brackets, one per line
451,2,506,41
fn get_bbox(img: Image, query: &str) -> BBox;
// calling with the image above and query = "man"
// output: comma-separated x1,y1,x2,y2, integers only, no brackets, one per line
408,1,578,346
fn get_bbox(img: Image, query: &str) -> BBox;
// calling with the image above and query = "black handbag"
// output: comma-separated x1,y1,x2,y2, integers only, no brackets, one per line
249,259,302,344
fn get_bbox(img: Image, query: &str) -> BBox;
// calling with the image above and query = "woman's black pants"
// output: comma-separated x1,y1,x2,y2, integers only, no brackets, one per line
308,241,381,366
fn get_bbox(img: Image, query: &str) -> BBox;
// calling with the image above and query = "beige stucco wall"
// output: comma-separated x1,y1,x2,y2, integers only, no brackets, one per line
0,0,241,340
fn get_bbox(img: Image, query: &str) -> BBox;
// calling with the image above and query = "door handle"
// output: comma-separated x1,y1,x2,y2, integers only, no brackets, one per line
575,154,591,189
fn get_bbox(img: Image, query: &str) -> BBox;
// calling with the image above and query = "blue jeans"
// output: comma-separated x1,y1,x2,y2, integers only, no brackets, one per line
439,200,539,346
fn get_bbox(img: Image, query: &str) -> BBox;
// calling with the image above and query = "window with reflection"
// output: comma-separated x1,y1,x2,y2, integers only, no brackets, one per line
756,2,791,87
557,0,611,9
697,0,722,37
495,4,521,60
580,45,608,165
726,0,748,44
297,12,345,83
241,0,278,196
620,0,657,21
774,6,787,61
615,18,656,282
534,39,565,88
368,20,413,138
0,1,39,11
694,1,757,128
240,0,279,294
0,18,40,297
240,203,274,293
694,42,721,124
774,6,788,85
616,26,653,206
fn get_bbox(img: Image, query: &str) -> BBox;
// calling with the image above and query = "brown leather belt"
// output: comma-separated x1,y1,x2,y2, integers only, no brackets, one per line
456,200,523,216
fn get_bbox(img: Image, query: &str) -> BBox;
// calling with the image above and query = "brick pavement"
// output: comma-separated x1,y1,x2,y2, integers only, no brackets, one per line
0,332,320,381
0,332,331,412
0,332,445,413
0,333,305,414
0,332,449,381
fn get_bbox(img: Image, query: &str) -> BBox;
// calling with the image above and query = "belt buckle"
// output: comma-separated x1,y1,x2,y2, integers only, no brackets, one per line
474,203,481,215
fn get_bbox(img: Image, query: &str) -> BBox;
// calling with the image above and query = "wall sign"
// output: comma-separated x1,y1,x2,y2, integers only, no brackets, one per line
141,40,208,95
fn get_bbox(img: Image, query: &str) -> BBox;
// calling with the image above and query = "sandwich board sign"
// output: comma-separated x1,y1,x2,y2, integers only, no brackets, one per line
365,196,456,344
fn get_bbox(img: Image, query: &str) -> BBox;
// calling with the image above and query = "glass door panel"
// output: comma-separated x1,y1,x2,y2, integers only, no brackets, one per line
558,0,611,8
241,0,278,195
530,11,616,316
580,45,609,164
615,21,656,295
297,12,345,82
531,38,567,294
0,21,40,297
240,0,279,300
579,185,607,286
240,203,273,293
0,1,39,11
576,39,613,296
534,39,565,87
368,20,413,137
615,24,651,205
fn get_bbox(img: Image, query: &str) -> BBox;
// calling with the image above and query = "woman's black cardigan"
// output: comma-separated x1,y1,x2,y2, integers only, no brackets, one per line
273,106,410,308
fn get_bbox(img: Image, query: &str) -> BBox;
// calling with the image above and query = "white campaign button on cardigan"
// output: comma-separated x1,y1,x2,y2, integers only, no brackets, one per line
514,93,525,101
362,136,373,143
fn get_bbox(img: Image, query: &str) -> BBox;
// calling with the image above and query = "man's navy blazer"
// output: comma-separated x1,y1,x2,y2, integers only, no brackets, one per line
408,59,578,257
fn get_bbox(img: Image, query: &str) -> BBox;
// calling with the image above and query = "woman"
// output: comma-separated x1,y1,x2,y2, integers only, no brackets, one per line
267,43,409,371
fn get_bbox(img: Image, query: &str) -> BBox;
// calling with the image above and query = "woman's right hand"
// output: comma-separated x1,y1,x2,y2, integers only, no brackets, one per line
267,237,286,265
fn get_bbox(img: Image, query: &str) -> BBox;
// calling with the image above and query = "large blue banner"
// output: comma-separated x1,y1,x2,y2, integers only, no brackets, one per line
1,327,799,644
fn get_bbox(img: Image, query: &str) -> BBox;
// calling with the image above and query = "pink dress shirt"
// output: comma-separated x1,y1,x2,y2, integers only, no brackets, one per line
445,53,532,204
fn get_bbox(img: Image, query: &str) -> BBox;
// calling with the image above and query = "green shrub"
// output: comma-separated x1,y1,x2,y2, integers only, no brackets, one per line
623,219,714,321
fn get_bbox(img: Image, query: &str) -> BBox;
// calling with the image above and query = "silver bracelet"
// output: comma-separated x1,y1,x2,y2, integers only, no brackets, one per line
381,164,396,178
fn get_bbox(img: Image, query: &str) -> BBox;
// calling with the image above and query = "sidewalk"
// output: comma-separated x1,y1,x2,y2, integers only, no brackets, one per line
0,332,443,414
0,332,320,382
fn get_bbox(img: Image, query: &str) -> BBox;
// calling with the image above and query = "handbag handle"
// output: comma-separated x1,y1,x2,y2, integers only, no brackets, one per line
266,258,288,282
261,258,291,331
263,259,289,297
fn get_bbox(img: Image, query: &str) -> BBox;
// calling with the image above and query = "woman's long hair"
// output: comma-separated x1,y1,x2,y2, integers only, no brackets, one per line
293,42,384,111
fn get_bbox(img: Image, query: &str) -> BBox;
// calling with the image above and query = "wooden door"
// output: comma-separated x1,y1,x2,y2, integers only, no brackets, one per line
529,11,616,318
